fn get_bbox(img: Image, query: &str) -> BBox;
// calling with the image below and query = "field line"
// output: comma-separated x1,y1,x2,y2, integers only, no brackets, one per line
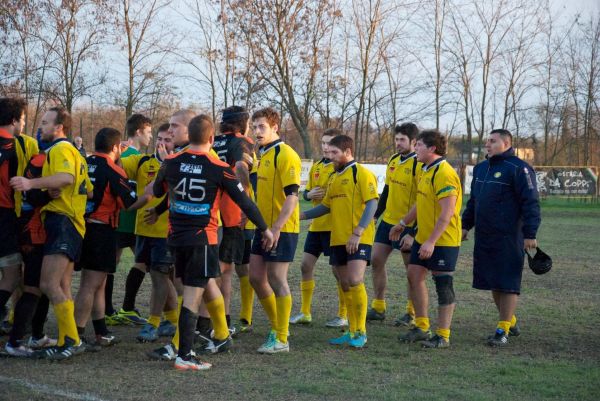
0,375,113,401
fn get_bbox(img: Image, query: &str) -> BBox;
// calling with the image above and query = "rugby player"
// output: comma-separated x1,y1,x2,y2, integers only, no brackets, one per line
368,123,421,326
249,107,301,354
151,114,273,370
290,128,348,328
11,107,93,360
300,135,378,348
462,129,540,346
391,130,462,349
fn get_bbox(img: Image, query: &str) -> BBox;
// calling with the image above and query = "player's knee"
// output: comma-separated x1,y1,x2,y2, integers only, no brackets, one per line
433,274,455,306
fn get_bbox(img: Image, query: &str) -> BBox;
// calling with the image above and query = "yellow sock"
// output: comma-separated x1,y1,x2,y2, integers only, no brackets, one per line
148,315,161,328
336,283,347,319
415,316,430,331
497,320,511,334
206,296,229,340
172,296,183,350
510,315,517,328
406,299,415,317
351,284,368,334
54,300,79,346
275,295,292,343
436,328,451,341
239,276,254,324
300,280,315,316
259,293,277,329
371,298,386,314
164,309,178,325
343,290,355,334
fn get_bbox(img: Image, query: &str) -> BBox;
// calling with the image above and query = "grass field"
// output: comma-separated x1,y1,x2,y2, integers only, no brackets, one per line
1,200,599,401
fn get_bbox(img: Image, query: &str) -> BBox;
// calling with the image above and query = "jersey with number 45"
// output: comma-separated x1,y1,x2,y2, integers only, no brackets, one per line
153,149,267,247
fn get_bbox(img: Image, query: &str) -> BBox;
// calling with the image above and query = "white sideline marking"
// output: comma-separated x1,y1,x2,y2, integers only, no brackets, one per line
0,375,113,401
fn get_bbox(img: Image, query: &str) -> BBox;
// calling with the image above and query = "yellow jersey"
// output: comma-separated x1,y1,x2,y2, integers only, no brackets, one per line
321,161,379,246
256,140,301,233
15,134,39,217
41,139,92,237
121,153,167,238
382,152,422,226
306,158,335,232
415,158,462,247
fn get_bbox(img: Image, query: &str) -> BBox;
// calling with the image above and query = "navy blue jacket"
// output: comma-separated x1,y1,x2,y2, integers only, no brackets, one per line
462,148,540,240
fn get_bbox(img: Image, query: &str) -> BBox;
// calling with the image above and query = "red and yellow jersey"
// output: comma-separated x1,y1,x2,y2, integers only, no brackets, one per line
322,161,379,246
19,153,49,246
306,158,335,232
382,152,421,226
0,128,17,209
121,152,167,238
256,140,301,233
415,158,462,247
14,134,39,217
41,139,93,237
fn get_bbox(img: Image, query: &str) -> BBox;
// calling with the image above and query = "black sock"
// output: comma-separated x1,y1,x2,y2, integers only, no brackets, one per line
178,307,198,359
105,274,115,315
122,268,145,311
196,316,212,335
226,314,231,327
8,292,39,346
92,318,109,336
0,289,12,311
77,326,86,336
31,295,49,339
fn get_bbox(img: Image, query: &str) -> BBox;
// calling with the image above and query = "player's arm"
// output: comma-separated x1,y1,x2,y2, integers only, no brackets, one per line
300,204,330,220
109,170,149,211
374,184,389,220
516,164,541,250
418,195,456,260
151,163,168,198
390,205,417,242
10,172,73,192
346,198,378,254
272,186,299,232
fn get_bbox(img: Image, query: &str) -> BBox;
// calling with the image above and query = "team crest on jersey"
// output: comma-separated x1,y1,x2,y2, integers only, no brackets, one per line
390,166,395,172
147,171,156,178
180,163,203,174
404,168,411,174
341,178,350,185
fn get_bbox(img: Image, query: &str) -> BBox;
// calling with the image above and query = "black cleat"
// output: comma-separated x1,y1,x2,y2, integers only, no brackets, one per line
398,327,431,343
366,308,386,321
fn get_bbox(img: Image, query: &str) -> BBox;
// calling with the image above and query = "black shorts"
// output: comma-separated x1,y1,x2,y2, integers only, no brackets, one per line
303,231,331,257
219,226,245,264
116,231,136,249
43,212,83,262
376,220,410,251
174,245,220,288
22,245,44,288
251,230,298,263
329,244,372,266
241,239,252,265
409,241,459,272
78,223,117,273
135,236,174,273
0,208,20,260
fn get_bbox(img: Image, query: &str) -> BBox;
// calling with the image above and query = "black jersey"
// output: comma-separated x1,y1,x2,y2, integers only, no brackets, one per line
212,132,254,227
153,149,267,246
85,153,137,227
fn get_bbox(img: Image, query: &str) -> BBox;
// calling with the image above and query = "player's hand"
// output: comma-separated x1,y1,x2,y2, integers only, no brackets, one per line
270,226,281,250
389,223,405,242
10,176,32,192
307,187,325,201
399,234,413,252
346,233,360,254
261,229,275,251
144,207,159,225
239,213,248,229
524,238,537,251
462,229,469,241
157,143,172,160
418,240,435,260
48,188,62,199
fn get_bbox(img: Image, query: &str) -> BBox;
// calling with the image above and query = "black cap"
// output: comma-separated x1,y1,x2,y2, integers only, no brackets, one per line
527,247,552,275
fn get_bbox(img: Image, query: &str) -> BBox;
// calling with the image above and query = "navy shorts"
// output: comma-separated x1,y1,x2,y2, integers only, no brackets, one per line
219,227,245,264
174,245,219,288
0,208,19,260
374,221,414,252
329,244,372,266
78,223,117,273
43,212,83,262
251,230,298,263
409,241,459,272
135,236,174,273
303,231,331,257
